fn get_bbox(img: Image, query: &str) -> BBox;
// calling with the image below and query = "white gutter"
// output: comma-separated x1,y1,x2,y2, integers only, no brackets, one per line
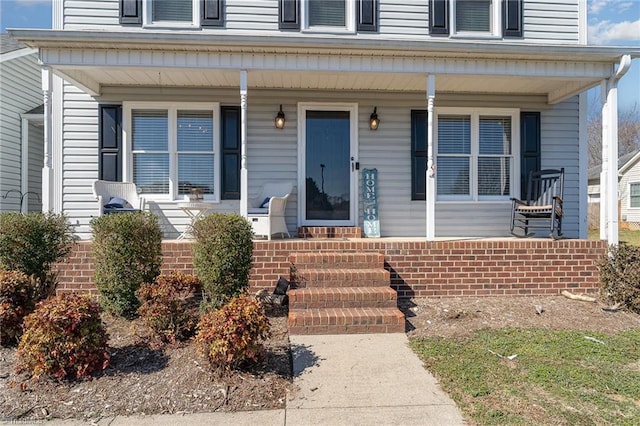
8,29,640,62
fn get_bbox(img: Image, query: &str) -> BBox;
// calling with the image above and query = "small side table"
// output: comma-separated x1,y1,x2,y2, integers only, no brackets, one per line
177,201,215,240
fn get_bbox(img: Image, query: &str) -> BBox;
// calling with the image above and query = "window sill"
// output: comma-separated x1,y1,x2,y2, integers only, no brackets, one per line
301,27,356,35
142,23,201,30
449,34,502,41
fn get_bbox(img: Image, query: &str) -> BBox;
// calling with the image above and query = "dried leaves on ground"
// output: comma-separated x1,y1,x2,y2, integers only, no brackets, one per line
0,306,291,422
402,294,640,339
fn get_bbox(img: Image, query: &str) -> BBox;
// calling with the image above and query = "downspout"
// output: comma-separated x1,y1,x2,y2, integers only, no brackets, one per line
602,54,632,246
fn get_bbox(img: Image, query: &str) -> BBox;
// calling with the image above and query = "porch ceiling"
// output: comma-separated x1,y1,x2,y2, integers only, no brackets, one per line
60,66,597,97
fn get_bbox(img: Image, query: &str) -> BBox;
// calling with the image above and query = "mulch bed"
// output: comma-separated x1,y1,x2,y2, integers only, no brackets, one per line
0,305,292,422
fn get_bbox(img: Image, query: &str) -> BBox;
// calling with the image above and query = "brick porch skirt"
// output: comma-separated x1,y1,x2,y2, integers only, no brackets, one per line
55,239,607,298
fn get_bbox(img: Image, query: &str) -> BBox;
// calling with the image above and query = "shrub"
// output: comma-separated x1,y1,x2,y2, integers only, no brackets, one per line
0,270,37,346
195,295,270,373
0,212,77,300
599,243,640,313
191,213,253,305
91,212,162,318
16,293,109,380
136,272,202,343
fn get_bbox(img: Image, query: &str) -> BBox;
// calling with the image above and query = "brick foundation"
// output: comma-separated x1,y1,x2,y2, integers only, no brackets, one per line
55,239,607,298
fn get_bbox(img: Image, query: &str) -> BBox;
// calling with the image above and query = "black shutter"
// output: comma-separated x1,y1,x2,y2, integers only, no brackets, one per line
429,0,449,35
502,0,523,37
279,0,300,30
411,110,428,200
119,0,142,25
202,0,224,27
98,105,123,182
221,106,241,200
357,0,378,32
520,112,541,198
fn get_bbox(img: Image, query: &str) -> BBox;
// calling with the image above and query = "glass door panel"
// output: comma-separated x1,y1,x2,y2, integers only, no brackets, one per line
305,110,351,221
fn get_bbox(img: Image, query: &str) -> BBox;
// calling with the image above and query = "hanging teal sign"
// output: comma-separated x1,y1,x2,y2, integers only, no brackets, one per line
362,168,380,237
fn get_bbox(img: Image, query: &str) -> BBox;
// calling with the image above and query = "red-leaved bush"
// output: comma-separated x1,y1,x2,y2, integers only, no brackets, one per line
195,295,270,373
0,269,36,346
136,272,202,343
16,293,109,380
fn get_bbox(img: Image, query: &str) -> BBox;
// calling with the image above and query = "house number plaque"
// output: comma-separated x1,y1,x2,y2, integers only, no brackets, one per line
362,168,380,237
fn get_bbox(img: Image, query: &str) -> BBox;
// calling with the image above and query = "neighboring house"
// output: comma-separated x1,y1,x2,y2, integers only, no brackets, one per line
0,34,44,213
10,0,639,240
588,150,640,228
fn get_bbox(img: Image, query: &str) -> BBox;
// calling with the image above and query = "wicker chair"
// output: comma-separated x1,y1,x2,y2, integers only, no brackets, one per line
510,168,564,239
247,182,294,240
92,180,146,216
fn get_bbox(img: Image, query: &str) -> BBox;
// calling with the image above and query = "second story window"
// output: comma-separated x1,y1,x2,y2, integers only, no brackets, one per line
303,0,355,33
453,0,499,36
143,0,199,28
152,0,193,23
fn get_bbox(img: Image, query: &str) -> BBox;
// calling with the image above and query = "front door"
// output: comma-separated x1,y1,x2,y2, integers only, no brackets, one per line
299,104,358,226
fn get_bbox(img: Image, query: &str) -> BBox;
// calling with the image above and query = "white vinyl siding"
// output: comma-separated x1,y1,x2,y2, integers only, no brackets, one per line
62,0,581,44
27,123,44,212
0,53,42,213
60,83,580,239
620,160,640,223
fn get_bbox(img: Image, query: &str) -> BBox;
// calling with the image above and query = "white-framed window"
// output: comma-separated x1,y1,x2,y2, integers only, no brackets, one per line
435,108,519,201
630,182,640,208
452,0,500,37
143,0,200,28
123,102,220,201
302,0,355,33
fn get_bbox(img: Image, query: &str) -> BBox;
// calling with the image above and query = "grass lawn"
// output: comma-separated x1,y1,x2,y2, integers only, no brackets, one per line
588,229,640,246
411,328,640,425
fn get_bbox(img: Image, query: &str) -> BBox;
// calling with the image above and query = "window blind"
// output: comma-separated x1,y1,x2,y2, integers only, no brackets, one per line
132,109,169,194
479,117,511,155
153,0,192,22
438,115,471,154
177,110,214,195
309,0,346,26
437,157,470,196
456,0,491,32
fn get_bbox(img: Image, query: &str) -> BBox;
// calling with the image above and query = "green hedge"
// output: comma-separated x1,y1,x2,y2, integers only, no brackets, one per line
91,212,162,318
191,213,253,306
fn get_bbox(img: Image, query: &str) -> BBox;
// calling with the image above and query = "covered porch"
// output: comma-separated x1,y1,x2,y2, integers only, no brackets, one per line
11,30,638,243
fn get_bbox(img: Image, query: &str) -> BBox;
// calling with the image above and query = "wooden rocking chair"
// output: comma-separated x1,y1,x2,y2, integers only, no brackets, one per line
510,168,564,239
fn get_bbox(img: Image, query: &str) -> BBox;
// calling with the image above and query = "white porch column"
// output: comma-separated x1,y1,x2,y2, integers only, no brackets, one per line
599,80,609,240
41,66,53,212
426,75,436,241
601,55,632,246
239,70,248,218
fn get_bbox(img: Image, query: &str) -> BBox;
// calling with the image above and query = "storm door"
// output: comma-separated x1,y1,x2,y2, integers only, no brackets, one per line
299,104,358,226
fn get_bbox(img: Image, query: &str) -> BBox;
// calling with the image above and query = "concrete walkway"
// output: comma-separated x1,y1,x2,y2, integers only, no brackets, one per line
287,333,464,425
5,334,464,426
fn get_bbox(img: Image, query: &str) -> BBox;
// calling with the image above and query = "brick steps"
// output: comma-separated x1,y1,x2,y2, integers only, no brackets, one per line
288,251,404,335
288,308,405,335
290,252,384,270
294,268,391,288
289,287,398,309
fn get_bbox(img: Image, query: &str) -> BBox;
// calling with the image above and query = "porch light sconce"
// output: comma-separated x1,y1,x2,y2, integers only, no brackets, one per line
369,107,380,130
275,105,285,129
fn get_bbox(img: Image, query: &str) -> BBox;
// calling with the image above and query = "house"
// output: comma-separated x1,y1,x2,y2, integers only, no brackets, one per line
588,150,640,230
0,34,44,213
9,0,639,243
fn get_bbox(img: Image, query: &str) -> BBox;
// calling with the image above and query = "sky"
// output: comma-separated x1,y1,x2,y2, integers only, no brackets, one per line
0,0,638,110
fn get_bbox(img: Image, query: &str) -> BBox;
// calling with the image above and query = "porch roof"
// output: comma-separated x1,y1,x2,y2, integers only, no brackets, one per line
10,29,640,103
